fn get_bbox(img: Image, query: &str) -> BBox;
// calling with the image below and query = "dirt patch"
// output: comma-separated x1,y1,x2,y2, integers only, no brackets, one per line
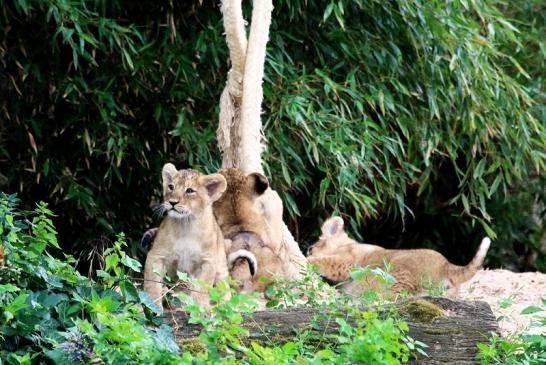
460,269,546,335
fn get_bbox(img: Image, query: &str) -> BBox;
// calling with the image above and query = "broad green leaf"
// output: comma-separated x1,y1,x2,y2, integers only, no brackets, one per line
0,284,20,293
521,306,543,315
121,254,142,273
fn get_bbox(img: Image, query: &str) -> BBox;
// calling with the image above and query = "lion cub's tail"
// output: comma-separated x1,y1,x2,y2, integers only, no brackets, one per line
141,227,159,250
448,237,491,285
228,249,258,277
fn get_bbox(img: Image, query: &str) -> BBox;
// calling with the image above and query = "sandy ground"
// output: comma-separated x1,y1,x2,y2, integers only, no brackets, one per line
460,269,546,336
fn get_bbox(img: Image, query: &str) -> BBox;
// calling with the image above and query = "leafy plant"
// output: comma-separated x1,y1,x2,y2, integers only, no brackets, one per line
477,299,546,365
420,275,446,297
0,192,178,364
264,265,340,309
178,276,421,365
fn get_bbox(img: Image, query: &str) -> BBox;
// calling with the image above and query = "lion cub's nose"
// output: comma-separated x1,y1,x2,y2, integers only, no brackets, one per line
168,200,179,207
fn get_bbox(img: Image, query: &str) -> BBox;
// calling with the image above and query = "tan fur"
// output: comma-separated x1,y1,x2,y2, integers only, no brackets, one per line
308,217,491,297
213,168,285,292
257,189,307,280
141,167,299,293
214,168,269,241
144,164,229,310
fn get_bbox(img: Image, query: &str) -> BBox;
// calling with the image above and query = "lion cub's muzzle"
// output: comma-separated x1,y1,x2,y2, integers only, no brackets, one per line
163,202,191,219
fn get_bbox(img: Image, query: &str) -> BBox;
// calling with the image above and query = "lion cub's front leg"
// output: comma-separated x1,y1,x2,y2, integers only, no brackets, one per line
308,255,354,283
143,251,168,310
188,259,217,307
194,252,232,306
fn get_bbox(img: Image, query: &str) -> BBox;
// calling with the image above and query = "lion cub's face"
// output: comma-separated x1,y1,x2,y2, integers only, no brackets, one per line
161,163,227,220
307,217,356,256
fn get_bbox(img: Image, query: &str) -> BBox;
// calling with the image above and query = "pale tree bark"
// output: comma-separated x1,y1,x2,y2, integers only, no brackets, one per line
217,0,246,169
237,0,270,175
218,0,307,280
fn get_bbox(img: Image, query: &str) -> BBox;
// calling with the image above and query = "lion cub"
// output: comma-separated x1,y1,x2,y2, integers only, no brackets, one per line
307,217,491,297
213,168,285,293
143,163,229,310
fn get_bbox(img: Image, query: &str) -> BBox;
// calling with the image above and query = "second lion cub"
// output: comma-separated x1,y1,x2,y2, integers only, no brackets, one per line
144,163,229,310
308,216,491,297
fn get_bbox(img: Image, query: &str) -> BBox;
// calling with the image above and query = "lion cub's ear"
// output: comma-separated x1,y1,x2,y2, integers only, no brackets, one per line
162,163,178,193
321,216,344,237
245,172,269,196
162,163,178,183
200,173,227,202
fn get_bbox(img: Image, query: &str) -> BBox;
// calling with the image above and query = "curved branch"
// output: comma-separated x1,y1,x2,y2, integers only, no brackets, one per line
221,0,247,82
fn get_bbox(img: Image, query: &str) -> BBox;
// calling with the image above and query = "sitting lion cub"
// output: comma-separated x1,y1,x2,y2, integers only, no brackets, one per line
307,216,491,297
143,163,229,310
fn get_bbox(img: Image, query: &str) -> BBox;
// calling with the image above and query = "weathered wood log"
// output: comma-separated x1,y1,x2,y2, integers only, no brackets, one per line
165,296,498,364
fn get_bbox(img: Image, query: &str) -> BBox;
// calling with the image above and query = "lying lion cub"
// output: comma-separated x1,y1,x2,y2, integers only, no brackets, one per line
307,216,491,297
143,163,229,310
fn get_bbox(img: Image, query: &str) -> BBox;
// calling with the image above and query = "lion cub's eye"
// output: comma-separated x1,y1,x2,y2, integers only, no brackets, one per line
168,183,175,191
185,187,196,194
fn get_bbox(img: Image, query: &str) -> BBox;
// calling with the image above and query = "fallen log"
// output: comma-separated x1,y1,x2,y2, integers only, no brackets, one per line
165,296,498,364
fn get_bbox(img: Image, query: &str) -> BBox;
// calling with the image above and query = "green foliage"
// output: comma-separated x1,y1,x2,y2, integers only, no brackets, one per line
1,193,423,364
0,0,226,258
477,299,546,365
264,265,338,309
176,274,419,365
265,0,546,260
0,0,544,269
482,0,546,271
0,192,179,363
176,283,259,362
322,311,412,365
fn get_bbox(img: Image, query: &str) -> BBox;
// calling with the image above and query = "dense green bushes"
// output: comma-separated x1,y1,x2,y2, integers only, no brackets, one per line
0,193,179,363
0,0,544,270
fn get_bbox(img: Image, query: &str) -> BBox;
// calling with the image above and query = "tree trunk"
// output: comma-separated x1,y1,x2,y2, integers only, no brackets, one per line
217,0,308,282
165,297,498,364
